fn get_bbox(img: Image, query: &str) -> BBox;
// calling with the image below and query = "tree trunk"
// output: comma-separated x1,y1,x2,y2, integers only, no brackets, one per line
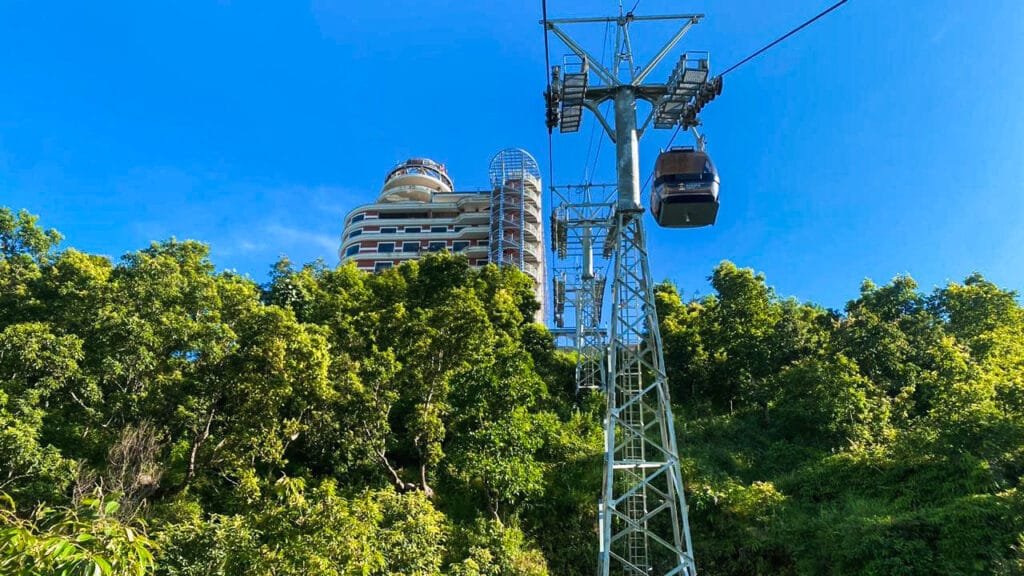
374,444,415,492
182,408,215,489
420,464,435,499
488,492,502,524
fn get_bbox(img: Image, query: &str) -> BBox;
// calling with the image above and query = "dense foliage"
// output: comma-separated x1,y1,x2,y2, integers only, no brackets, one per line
658,263,1024,575
1,206,1022,574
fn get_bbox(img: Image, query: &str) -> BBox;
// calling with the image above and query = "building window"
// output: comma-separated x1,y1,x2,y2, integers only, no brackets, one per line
453,241,469,252
454,226,465,232
378,242,395,253
403,242,420,253
428,242,446,252
431,226,447,233
351,213,365,223
479,239,489,246
380,227,397,234
405,227,421,234
348,229,362,240
344,245,359,257
374,262,393,273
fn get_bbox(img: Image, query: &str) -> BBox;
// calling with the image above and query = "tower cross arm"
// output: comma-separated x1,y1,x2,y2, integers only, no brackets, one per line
583,100,616,142
634,85,668,101
546,22,618,86
543,14,703,24
633,16,701,85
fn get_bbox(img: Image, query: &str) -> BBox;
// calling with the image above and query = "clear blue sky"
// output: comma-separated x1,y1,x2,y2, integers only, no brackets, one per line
2,1,1022,309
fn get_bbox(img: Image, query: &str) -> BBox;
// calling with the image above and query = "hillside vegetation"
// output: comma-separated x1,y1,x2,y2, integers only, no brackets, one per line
1,206,1022,575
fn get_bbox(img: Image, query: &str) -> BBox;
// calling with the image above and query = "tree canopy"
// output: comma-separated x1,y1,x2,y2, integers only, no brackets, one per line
2,206,1023,575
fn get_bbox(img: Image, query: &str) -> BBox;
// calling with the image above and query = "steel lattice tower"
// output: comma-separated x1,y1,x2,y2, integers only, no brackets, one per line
544,11,719,575
550,183,613,393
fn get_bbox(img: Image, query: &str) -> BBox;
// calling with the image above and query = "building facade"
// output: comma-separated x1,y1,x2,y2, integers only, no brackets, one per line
487,149,545,294
338,149,545,316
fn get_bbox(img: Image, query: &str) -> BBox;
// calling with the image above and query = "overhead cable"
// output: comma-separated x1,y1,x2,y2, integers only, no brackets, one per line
719,0,850,77
641,0,852,194
582,20,611,184
542,0,557,199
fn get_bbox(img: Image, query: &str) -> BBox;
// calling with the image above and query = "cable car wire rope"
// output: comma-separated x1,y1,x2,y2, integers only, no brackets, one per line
587,21,618,186
541,0,557,216
582,20,612,184
640,0,851,196
719,0,849,78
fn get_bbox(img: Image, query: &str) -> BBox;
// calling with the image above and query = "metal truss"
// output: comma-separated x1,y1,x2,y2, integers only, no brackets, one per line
550,183,614,393
489,149,545,316
600,211,695,575
544,10,712,575
575,268,607,393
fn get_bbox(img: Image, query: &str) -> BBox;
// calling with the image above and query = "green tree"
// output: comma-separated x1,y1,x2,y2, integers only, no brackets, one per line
154,480,447,576
0,323,82,503
0,491,156,576
446,334,564,518
449,519,549,576
0,208,62,327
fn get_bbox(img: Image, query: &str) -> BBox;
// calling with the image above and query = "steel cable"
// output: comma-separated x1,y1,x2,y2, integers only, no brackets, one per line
640,0,852,196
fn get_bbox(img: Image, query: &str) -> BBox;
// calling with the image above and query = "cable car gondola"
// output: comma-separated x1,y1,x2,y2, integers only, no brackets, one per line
650,146,720,228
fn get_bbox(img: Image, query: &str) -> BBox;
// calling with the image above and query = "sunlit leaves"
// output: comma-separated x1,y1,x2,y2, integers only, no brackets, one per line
661,262,1024,574
154,482,446,576
0,492,156,576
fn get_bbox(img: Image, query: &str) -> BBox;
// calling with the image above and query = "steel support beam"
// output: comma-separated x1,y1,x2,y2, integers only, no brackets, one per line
614,87,641,212
599,211,695,575
544,13,705,575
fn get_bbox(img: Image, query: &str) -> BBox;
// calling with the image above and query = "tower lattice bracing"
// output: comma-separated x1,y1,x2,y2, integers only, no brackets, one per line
600,211,694,574
544,11,715,575
550,183,614,393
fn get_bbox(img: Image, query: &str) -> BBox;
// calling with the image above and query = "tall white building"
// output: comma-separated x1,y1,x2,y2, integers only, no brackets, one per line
338,149,545,316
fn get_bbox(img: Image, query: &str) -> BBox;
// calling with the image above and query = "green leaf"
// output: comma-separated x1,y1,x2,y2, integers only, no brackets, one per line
102,501,120,516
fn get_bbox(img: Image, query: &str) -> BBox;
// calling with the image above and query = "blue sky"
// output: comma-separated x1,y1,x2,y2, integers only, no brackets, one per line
1,1,1022,310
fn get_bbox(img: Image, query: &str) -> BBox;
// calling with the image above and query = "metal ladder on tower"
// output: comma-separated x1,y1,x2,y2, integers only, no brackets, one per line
544,10,710,575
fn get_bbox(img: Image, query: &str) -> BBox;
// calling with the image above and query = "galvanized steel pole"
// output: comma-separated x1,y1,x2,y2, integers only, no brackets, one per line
614,86,642,213
544,13,705,576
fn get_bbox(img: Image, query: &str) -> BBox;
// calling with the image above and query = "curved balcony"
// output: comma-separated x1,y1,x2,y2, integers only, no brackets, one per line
487,241,543,267
384,158,454,192
462,245,489,258
378,184,434,203
455,194,491,209
492,229,532,246
520,261,542,282
517,175,543,196
494,175,542,195
343,203,378,228
523,223,542,243
492,224,542,244
523,202,542,223
490,202,542,225
490,185,542,203
492,215,542,236
455,211,490,225
454,226,489,239
521,244,542,263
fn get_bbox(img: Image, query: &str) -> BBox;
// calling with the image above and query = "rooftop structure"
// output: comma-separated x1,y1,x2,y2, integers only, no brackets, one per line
488,149,545,317
338,150,545,317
